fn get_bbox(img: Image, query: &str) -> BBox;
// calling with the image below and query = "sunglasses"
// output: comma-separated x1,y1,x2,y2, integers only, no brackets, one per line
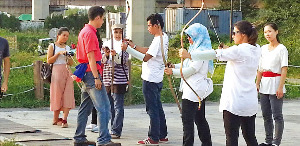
232,31,241,36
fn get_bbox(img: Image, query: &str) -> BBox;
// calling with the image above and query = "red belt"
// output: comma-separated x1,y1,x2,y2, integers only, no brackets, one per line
262,71,281,77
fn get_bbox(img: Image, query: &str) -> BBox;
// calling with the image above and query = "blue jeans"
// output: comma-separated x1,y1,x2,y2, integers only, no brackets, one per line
74,72,111,145
111,93,125,136
142,80,168,142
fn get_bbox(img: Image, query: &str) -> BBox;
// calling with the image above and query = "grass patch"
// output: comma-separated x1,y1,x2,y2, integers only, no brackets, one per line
0,139,20,146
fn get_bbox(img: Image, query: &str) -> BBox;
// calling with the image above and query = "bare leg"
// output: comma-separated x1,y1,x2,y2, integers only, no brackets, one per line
61,107,70,128
53,110,61,125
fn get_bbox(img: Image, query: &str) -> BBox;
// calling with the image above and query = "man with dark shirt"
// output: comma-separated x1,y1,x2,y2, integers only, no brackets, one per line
0,37,10,96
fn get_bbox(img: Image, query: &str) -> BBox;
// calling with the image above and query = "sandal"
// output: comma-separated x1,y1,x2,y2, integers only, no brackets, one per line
61,120,68,128
53,118,63,126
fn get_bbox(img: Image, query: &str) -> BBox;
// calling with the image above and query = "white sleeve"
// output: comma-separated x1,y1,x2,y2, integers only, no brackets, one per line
215,45,241,61
147,37,160,57
126,46,145,61
280,46,288,67
174,63,181,69
190,49,216,61
102,40,111,49
172,66,197,78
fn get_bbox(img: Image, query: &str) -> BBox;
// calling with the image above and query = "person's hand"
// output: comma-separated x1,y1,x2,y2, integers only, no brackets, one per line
121,41,128,51
276,88,284,99
95,79,102,90
166,62,175,68
103,47,110,56
71,75,77,81
256,84,260,92
179,48,191,59
1,82,8,92
59,51,67,55
110,49,116,56
164,67,173,75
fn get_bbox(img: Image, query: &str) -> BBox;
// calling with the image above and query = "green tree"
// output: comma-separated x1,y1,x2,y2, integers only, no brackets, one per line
218,0,259,18
0,13,20,31
105,6,125,13
256,0,300,65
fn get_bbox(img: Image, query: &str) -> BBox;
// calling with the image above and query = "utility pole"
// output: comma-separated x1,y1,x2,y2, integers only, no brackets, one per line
230,0,233,43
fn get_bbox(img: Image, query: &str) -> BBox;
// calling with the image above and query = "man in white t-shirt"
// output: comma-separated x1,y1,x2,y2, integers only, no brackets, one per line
121,13,169,145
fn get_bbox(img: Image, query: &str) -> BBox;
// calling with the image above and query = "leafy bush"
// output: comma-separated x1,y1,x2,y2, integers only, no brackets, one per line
0,13,20,31
44,14,89,33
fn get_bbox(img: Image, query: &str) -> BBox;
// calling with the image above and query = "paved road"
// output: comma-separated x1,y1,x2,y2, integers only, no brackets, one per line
0,100,300,146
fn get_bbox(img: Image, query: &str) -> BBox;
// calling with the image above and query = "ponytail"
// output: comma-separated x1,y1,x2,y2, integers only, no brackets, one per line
234,20,258,46
248,27,258,46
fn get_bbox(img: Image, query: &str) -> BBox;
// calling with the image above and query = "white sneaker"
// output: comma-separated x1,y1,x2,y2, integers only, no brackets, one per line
91,126,99,133
86,124,96,130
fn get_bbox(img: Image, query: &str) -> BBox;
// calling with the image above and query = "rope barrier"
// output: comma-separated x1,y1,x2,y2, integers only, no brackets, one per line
3,87,35,97
10,63,33,70
3,63,299,98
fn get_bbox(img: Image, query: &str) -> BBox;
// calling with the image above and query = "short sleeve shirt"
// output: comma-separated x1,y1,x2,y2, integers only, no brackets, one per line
0,37,10,81
258,44,288,94
141,33,168,83
76,24,102,72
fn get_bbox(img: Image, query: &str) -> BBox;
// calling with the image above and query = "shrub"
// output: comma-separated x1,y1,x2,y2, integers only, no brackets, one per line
0,13,20,31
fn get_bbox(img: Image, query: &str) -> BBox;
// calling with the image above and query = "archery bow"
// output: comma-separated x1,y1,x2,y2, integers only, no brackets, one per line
108,12,115,93
159,22,182,114
121,1,130,82
180,0,204,110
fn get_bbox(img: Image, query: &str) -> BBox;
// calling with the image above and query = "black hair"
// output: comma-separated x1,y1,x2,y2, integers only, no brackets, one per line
56,27,69,43
96,28,103,48
57,27,69,36
264,22,280,43
234,20,258,46
88,6,105,21
146,13,164,29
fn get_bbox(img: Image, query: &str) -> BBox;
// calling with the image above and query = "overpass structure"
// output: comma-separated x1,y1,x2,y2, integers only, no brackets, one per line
0,0,177,17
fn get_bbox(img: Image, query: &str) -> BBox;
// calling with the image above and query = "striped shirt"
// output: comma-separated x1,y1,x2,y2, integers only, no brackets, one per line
102,50,129,86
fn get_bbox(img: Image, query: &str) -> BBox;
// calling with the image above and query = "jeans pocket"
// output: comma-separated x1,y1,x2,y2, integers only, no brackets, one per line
83,77,95,89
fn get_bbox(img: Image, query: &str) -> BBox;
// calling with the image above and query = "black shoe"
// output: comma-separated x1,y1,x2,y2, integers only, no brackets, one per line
259,143,272,146
99,141,121,146
74,140,96,146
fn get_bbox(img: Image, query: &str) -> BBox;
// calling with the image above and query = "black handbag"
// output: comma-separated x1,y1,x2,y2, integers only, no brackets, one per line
41,44,56,83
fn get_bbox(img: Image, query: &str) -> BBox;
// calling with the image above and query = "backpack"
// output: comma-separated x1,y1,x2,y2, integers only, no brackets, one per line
41,44,56,83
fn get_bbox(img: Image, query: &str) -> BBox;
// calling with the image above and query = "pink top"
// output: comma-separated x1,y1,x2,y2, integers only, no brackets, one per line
77,24,102,72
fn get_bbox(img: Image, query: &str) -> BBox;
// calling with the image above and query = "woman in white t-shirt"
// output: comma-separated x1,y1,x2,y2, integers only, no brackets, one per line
179,20,261,146
165,23,213,146
47,27,75,128
256,23,288,146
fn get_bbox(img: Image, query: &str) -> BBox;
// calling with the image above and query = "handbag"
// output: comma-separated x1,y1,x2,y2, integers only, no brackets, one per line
41,44,56,83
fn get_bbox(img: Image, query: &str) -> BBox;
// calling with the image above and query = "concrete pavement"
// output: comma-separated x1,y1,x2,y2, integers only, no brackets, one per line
0,99,300,146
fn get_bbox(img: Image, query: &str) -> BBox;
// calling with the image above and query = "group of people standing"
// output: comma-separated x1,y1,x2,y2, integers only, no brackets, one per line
46,5,287,146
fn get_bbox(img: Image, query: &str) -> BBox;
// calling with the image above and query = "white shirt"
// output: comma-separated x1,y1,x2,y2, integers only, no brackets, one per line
103,39,122,54
50,43,71,65
216,43,261,116
173,59,213,102
141,33,168,83
102,39,123,64
258,44,288,94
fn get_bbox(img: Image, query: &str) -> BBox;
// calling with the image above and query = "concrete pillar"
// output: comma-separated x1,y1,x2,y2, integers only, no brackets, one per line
32,0,49,21
127,0,155,47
